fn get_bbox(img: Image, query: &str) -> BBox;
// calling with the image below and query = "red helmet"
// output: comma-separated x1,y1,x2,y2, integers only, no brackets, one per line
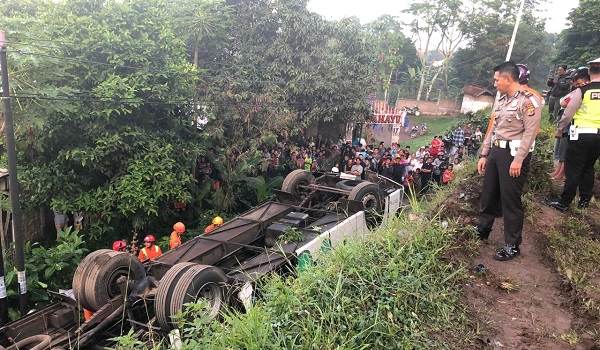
144,235,156,243
112,240,127,251
173,222,185,233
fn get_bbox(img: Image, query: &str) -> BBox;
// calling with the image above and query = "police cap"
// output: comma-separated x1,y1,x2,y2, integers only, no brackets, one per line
587,57,600,65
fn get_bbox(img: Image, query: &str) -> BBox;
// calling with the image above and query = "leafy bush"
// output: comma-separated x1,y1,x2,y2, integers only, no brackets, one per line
4,227,88,318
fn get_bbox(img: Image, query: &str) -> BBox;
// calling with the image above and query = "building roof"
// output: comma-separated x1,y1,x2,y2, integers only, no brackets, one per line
462,84,494,97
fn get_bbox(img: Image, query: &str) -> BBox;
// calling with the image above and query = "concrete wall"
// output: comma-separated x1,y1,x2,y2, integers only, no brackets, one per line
461,95,494,114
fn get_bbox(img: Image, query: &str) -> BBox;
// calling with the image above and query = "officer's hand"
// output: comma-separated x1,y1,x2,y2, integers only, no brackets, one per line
477,158,486,175
554,131,563,139
509,161,522,178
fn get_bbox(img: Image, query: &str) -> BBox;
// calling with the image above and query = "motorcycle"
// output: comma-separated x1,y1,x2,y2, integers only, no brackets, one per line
410,126,419,139
404,105,421,117
420,123,427,136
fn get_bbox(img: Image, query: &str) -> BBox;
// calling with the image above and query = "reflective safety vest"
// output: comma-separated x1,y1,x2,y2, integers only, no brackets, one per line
138,245,162,261
573,82,600,129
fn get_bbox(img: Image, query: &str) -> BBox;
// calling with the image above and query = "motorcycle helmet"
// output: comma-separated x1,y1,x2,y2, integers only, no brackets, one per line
516,64,530,85
571,67,589,80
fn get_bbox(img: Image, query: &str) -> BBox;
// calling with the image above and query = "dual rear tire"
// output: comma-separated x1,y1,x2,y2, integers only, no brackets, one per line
154,263,228,330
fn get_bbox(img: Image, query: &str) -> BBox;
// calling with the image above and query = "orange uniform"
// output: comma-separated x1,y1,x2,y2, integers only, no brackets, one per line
204,224,217,234
169,231,181,249
138,245,162,261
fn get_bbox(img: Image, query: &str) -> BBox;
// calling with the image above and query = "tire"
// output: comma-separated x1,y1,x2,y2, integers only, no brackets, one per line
415,110,421,116
281,169,315,201
155,262,198,330
348,182,384,213
83,251,146,311
155,263,228,331
72,249,112,308
335,179,365,191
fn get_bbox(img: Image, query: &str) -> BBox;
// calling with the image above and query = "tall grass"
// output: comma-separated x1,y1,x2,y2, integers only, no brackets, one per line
148,213,476,349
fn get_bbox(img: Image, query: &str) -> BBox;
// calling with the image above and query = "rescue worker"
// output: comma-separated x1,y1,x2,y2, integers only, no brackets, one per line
475,61,541,261
112,240,127,252
170,222,185,249
545,57,600,211
204,216,223,234
138,235,162,261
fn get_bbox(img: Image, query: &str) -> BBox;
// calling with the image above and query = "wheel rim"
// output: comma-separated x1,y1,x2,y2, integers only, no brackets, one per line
106,267,132,299
361,193,378,210
195,282,223,319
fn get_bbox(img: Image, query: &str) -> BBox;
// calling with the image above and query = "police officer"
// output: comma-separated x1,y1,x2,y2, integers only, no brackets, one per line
475,61,541,261
545,58,600,211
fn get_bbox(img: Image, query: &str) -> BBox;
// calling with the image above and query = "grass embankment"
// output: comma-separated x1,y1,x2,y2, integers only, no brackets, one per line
400,116,458,150
190,215,474,349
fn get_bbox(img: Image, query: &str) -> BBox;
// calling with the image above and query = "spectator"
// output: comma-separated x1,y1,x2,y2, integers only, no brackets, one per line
420,156,434,193
430,136,442,157
347,158,364,177
547,65,571,122
442,164,454,185
452,125,465,147
53,210,68,237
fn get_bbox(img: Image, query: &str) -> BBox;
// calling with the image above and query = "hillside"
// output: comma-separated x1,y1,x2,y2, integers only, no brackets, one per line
441,166,600,349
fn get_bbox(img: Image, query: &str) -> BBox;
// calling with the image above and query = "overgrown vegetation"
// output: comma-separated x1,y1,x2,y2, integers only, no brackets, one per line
4,228,88,319
547,216,600,318
112,213,475,349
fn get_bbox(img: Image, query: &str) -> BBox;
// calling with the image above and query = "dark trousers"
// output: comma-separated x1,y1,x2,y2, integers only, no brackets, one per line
547,96,562,122
479,146,531,247
560,134,600,205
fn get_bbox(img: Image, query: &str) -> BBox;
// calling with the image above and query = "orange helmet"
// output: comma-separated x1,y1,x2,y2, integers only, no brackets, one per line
173,222,185,233
212,216,223,225
144,235,156,243
112,240,127,251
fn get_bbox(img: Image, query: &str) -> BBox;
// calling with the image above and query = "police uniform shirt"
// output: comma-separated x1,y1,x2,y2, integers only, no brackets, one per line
481,89,542,163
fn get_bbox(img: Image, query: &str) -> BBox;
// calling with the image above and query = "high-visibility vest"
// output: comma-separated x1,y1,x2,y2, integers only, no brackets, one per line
138,245,162,261
573,82,600,129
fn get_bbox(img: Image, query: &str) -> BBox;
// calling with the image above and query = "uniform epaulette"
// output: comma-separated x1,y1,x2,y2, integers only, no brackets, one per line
521,90,533,98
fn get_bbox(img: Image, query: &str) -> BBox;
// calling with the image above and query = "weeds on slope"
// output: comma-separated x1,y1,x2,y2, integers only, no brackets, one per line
547,216,600,320
129,216,476,350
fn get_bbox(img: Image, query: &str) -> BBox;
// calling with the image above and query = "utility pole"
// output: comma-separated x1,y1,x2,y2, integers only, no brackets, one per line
0,30,28,316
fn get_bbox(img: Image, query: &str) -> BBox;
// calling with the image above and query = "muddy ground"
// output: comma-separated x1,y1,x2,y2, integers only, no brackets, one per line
441,172,600,350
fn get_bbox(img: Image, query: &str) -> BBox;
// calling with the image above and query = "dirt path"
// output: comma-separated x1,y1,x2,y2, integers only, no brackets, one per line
463,202,598,350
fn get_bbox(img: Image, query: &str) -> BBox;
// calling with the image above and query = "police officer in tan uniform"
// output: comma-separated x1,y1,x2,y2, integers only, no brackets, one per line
545,58,600,211
475,61,542,261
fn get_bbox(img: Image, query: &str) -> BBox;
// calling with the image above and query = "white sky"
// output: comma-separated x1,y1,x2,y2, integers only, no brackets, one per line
308,0,577,34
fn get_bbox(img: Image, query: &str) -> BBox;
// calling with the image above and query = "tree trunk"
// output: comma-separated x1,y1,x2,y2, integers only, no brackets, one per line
425,64,444,101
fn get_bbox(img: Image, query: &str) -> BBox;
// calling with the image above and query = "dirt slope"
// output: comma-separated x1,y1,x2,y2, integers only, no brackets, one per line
443,181,600,349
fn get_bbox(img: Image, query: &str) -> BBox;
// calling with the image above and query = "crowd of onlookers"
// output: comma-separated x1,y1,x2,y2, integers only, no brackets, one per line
196,125,487,198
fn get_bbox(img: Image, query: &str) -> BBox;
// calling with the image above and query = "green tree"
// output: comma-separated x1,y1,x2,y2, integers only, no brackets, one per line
363,15,419,102
449,0,552,90
3,0,199,237
403,0,468,101
554,0,600,66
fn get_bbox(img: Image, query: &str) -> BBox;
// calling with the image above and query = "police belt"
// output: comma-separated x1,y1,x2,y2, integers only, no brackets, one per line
493,140,509,148
576,127,600,134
